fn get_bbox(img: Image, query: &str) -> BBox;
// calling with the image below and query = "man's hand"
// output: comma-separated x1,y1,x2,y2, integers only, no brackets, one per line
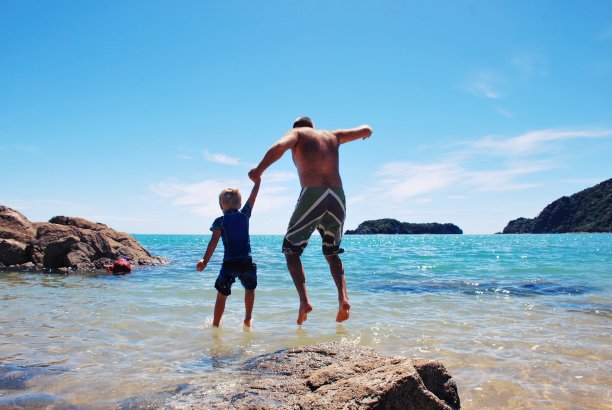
248,168,262,183
196,259,206,272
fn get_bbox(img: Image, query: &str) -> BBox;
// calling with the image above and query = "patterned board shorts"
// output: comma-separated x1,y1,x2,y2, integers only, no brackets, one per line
282,187,346,256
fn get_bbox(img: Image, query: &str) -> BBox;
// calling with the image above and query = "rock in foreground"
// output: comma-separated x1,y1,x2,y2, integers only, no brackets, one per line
168,342,460,409
0,205,168,271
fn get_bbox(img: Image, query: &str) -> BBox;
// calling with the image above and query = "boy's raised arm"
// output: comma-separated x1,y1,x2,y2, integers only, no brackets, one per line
249,129,298,180
245,178,261,209
334,125,373,144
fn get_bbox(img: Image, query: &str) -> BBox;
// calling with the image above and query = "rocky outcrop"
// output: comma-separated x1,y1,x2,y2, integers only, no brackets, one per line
0,205,168,271
168,342,460,409
346,219,463,235
502,178,612,233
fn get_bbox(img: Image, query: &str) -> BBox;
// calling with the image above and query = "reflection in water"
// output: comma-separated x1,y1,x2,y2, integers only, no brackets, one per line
373,278,596,296
335,324,348,335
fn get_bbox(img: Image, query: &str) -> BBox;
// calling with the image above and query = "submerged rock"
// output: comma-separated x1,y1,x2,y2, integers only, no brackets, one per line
168,342,460,409
0,393,78,410
0,205,168,272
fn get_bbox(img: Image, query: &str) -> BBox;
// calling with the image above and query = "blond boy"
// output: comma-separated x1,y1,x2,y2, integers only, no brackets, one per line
197,177,260,327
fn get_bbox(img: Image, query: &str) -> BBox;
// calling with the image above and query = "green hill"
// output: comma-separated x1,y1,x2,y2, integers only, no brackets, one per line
502,178,612,233
345,218,462,235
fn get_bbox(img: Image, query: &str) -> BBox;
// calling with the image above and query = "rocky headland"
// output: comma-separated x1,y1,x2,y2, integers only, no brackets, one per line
0,205,168,271
165,342,460,409
502,178,612,233
346,218,463,235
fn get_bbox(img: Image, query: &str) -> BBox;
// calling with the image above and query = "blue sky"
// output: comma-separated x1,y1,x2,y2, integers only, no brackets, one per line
1,1,611,234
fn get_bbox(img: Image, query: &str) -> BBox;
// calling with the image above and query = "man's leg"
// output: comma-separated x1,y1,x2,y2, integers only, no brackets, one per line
325,254,350,323
285,253,313,325
243,289,254,328
213,292,228,327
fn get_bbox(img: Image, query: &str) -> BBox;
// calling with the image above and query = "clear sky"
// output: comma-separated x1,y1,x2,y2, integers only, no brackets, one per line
1,1,611,234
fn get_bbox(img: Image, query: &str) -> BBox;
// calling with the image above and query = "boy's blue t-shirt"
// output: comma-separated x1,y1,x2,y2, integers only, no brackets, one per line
210,203,252,262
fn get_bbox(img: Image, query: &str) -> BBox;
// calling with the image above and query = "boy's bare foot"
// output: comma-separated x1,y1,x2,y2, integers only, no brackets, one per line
336,300,350,323
243,318,252,328
297,303,313,325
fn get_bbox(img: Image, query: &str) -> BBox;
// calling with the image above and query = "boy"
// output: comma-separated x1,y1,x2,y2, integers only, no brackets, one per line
196,177,260,328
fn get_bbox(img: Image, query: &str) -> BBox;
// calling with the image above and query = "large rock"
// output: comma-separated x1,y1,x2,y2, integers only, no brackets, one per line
0,238,29,267
168,342,460,409
0,205,168,271
0,205,36,243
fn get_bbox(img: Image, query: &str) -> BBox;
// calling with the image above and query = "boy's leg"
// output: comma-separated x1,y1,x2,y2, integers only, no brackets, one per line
325,254,350,323
213,292,228,327
285,253,312,325
244,289,255,327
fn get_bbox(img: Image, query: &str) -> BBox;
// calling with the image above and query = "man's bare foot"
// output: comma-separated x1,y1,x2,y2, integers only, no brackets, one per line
336,301,350,323
297,303,313,325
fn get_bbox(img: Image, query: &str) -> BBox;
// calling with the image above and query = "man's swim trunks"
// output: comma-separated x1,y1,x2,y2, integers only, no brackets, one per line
283,187,346,256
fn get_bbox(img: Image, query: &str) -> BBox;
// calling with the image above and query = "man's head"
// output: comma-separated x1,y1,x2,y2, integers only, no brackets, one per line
293,116,314,129
219,188,242,211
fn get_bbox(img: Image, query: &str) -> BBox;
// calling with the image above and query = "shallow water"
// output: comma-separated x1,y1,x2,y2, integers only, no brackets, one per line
1,234,610,409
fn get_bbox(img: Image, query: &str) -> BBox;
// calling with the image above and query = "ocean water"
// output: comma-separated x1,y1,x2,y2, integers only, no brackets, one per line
1,234,610,409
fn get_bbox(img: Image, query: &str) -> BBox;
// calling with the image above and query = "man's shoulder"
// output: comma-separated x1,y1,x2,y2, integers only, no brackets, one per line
296,128,335,141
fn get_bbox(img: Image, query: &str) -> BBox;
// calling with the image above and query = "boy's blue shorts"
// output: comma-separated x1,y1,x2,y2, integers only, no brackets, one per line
214,257,257,296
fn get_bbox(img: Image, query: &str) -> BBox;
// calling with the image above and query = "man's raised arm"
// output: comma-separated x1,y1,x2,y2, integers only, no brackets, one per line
249,129,298,181
334,125,373,144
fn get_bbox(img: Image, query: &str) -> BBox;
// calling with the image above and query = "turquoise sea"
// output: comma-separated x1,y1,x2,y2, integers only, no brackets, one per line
1,234,611,409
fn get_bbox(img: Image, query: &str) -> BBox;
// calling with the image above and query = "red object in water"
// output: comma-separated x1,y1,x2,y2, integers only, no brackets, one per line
111,258,132,274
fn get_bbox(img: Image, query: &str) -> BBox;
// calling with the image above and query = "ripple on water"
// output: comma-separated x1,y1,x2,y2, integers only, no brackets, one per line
372,278,597,297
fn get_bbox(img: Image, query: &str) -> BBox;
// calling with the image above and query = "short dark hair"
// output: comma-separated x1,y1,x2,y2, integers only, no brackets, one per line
293,116,314,128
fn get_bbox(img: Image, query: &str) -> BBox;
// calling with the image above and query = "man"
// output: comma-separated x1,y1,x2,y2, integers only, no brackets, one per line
249,116,372,325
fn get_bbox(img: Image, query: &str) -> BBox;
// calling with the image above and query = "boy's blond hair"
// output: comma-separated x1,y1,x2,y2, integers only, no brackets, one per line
219,188,242,210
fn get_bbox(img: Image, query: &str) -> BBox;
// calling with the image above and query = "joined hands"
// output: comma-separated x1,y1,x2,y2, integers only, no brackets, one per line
248,168,262,183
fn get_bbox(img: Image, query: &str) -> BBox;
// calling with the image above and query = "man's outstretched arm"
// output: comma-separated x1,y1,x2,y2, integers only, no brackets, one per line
249,130,298,180
334,125,373,144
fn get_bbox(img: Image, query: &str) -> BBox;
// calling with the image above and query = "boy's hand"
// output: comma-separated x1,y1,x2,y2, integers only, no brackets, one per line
196,259,206,271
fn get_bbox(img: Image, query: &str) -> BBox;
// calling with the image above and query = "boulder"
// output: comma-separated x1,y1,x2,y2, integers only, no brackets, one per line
0,205,36,243
0,238,29,266
168,342,460,409
0,205,168,271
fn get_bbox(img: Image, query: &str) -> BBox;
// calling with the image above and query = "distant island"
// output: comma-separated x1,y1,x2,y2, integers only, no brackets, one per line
502,178,612,233
345,218,463,235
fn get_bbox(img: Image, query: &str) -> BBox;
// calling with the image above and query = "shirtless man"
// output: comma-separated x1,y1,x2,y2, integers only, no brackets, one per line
248,117,372,325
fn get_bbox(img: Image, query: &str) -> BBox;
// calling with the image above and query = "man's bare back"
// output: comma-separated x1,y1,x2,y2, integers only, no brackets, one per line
249,122,372,189
291,128,342,188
